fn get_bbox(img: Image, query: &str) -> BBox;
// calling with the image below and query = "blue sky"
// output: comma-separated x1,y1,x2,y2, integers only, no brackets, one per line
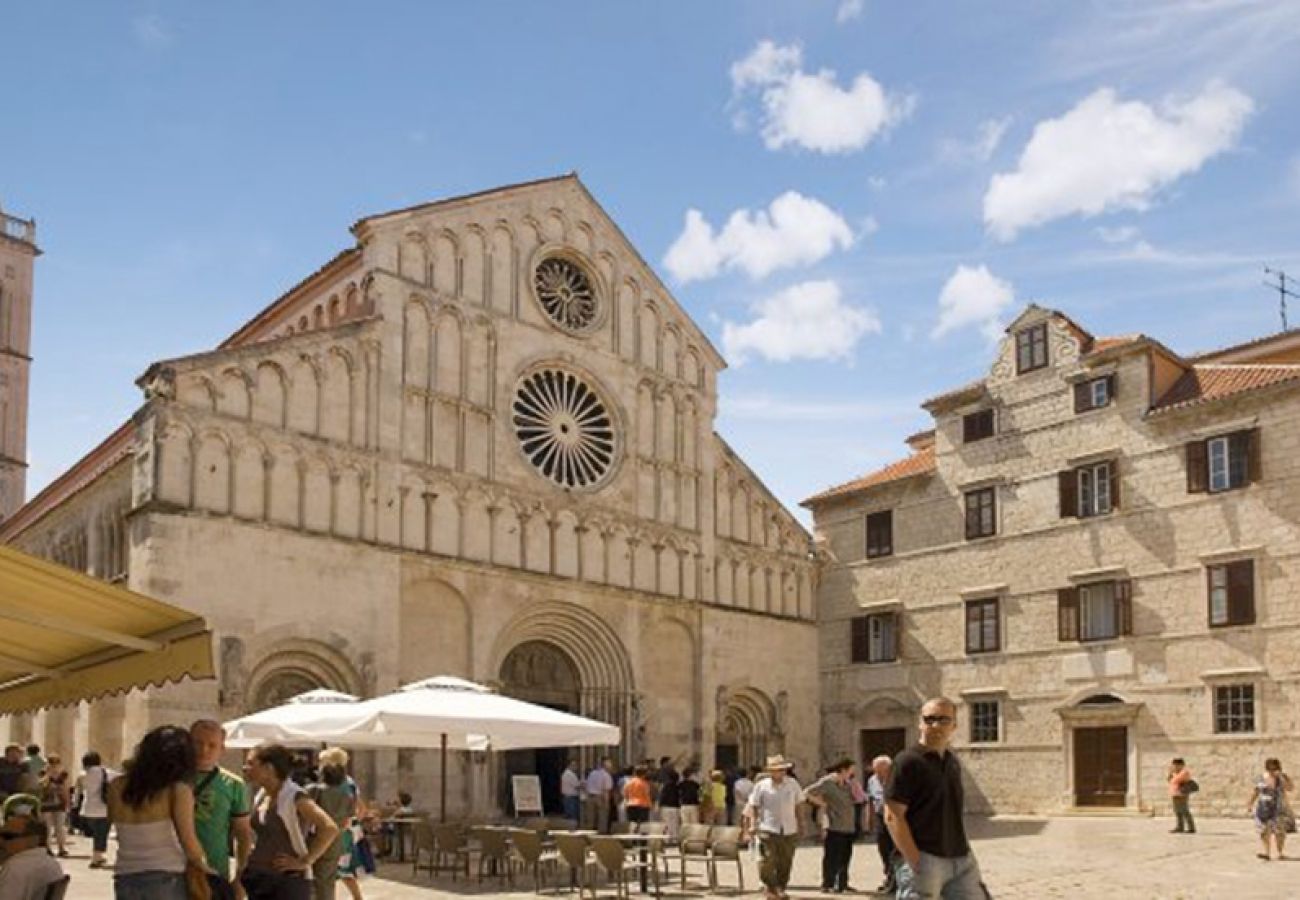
5,2,1300,523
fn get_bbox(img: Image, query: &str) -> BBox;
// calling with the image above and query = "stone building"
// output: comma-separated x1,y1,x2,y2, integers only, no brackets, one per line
806,305,1300,816
0,203,36,521
0,175,818,814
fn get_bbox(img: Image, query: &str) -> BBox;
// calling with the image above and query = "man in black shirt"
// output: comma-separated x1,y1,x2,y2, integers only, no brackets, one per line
884,697,989,899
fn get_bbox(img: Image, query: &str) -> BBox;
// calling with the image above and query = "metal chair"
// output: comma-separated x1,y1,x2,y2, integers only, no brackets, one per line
475,827,515,884
509,826,561,893
553,831,599,898
431,822,472,881
677,823,712,888
591,835,659,899
44,876,70,900
706,825,744,892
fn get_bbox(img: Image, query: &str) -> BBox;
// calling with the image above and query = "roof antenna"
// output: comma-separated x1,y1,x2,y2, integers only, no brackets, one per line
1263,267,1298,331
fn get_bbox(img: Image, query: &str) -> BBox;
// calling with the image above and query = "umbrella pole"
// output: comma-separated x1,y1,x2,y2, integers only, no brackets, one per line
440,733,447,823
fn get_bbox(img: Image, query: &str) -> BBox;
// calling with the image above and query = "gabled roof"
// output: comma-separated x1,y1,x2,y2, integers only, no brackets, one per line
350,173,579,231
801,444,936,507
1190,327,1300,364
1151,364,1300,413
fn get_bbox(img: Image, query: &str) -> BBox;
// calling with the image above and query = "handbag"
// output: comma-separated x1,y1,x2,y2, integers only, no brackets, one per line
1179,779,1200,795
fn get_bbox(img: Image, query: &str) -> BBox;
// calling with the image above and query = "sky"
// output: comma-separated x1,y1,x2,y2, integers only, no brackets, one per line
4,1,1300,524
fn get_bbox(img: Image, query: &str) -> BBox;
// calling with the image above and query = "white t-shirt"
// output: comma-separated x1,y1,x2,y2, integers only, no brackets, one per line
0,847,64,900
79,767,112,819
561,768,582,798
734,776,755,807
746,776,802,836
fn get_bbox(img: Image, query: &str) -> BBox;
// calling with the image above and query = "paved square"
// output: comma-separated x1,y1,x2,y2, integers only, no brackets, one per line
56,816,1290,900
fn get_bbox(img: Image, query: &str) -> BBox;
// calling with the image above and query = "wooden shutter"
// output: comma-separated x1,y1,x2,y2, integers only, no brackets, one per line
965,495,979,540
1073,382,1089,413
1186,440,1208,493
1106,374,1117,401
1246,428,1262,483
1109,460,1121,509
1227,560,1255,624
850,617,868,663
1059,470,1078,518
887,611,901,662
1058,587,1079,641
1115,579,1133,635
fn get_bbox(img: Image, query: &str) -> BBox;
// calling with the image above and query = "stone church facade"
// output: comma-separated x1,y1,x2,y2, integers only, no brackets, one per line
0,176,819,814
806,306,1300,816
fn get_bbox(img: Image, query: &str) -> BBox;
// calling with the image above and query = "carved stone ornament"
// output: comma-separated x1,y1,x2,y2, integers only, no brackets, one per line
533,255,599,333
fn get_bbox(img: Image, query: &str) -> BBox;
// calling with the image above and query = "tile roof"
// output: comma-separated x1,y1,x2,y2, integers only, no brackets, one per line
802,444,936,507
1087,335,1143,354
1152,364,1300,413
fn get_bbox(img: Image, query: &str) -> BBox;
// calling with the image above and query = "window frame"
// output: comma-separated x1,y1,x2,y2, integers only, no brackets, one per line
1015,323,1049,374
962,408,996,444
964,487,997,540
1073,375,1116,413
1213,683,1256,734
969,700,1000,744
964,597,1001,654
865,509,894,559
1078,462,1113,518
851,612,900,664
1207,558,1256,628
1188,429,1259,494
1058,579,1133,643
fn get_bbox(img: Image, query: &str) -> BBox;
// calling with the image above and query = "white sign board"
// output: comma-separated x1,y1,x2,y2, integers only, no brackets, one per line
511,775,543,815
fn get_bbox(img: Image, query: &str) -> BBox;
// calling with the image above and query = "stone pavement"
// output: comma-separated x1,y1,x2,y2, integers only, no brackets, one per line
52,816,1296,899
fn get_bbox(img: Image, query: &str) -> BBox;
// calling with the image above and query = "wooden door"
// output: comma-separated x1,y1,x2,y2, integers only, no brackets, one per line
860,727,907,766
1073,726,1127,806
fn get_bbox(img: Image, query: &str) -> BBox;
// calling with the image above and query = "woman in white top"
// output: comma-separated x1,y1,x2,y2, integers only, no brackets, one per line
79,750,112,868
106,725,213,900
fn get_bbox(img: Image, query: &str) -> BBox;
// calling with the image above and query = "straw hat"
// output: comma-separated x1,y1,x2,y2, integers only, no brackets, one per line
764,754,794,771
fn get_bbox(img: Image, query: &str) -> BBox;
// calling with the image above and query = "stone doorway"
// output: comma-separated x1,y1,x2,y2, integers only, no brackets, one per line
1073,726,1128,807
499,640,582,814
860,727,907,767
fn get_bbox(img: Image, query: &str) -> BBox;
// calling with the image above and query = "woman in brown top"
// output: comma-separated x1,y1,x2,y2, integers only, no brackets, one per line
39,753,71,857
241,744,338,900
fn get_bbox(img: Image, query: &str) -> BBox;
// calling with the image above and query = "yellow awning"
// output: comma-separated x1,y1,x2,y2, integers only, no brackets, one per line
0,545,214,715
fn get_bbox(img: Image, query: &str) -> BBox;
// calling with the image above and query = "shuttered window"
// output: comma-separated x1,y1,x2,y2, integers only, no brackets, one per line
851,613,899,664
865,510,893,559
965,487,997,539
1187,429,1260,493
1208,559,1255,627
963,409,995,443
1061,461,1120,518
1073,375,1116,413
1015,324,1048,373
1058,580,1132,642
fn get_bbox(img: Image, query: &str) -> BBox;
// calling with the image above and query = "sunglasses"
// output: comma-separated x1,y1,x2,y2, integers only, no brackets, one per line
921,715,954,726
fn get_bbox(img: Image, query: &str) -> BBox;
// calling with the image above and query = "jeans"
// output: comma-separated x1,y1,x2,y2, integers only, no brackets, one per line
821,830,854,890
895,851,990,900
563,794,581,823
113,871,187,900
86,816,111,853
1172,796,1196,832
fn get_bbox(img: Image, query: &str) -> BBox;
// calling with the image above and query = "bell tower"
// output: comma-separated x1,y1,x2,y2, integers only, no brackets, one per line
0,204,37,521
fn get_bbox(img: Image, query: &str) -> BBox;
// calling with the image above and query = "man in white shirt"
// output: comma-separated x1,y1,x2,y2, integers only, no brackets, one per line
741,755,803,900
732,766,756,825
0,813,64,900
560,759,583,823
584,757,615,833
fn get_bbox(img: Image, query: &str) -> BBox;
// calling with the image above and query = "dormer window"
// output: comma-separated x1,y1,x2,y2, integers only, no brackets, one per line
1015,323,1048,374
1074,375,1115,413
962,409,995,443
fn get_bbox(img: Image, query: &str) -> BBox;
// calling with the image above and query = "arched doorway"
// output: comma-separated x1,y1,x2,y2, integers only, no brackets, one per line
715,687,779,771
499,641,582,814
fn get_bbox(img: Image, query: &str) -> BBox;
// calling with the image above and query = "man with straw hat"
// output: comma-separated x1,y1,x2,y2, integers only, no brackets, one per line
741,754,803,900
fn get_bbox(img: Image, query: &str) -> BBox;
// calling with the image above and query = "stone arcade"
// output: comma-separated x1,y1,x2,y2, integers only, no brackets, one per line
0,176,819,814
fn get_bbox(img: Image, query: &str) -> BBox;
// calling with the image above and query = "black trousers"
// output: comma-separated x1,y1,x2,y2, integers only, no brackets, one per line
822,830,855,890
877,820,896,884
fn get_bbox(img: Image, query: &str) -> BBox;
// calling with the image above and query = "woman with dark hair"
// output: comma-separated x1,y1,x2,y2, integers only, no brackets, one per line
79,750,112,869
1250,757,1294,860
106,725,213,899
242,744,339,900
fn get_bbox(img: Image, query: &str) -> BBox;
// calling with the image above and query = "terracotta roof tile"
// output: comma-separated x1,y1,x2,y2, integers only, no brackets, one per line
802,445,936,506
1152,364,1300,413
1087,335,1143,354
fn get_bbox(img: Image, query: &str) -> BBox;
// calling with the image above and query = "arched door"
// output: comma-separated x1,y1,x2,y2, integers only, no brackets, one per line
499,641,582,814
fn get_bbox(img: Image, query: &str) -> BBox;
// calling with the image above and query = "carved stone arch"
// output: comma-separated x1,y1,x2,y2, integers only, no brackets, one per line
243,637,365,713
399,229,430,285
572,220,595,257
178,374,218,412
432,228,460,297
716,685,780,767
520,215,545,247
252,361,289,428
543,207,569,243
218,367,253,420
493,600,637,760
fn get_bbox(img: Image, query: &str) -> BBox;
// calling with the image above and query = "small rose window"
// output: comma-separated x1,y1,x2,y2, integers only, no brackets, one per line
533,256,599,333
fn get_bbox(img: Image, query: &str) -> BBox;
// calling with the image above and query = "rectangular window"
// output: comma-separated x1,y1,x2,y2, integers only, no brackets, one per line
1187,429,1258,493
1208,559,1255,627
964,487,997,539
865,510,893,559
1214,684,1255,734
1015,324,1048,373
965,598,1001,654
970,701,999,743
1058,580,1132,642
962,409,995,443
851,613,899,664
1078,462,1112,517
1074,375,1115,413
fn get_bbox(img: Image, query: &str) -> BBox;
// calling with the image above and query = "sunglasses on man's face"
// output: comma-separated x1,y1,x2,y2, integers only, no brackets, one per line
921,715,954,726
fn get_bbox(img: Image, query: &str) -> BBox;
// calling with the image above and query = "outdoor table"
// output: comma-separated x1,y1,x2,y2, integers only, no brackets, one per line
385,816,422,863
609,832,658,894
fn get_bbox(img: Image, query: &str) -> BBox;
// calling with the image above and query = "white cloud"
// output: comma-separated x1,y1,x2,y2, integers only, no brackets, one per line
984,82,1254,241
663,191,855,283
722,280,881,364
932,265,1015,342
1095,225,1140,245
836,0,865,24
938,117,1011,164
730,40,913,154
132,14,172,47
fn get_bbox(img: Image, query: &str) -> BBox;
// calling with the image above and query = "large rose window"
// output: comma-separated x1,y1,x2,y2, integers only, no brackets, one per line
513,367,617,489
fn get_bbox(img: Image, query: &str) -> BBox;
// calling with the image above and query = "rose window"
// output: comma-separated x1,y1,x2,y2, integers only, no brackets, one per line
533,256,599,332
513,368,617,489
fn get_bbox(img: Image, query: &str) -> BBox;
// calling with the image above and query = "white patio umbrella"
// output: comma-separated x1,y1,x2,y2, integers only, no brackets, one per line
264,675,620,819
222,688,363,749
